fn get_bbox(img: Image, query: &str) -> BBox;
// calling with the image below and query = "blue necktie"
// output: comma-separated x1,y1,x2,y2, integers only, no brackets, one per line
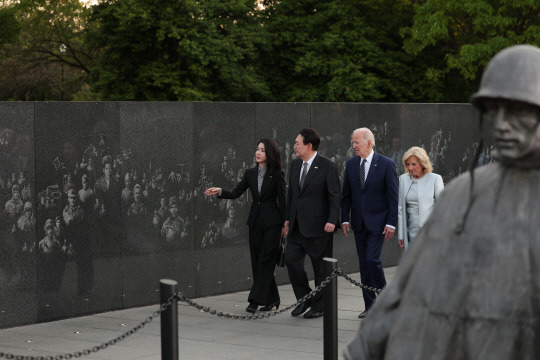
359,159,366,189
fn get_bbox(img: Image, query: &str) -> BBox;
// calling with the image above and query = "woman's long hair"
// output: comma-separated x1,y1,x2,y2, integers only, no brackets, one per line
258,138,282,176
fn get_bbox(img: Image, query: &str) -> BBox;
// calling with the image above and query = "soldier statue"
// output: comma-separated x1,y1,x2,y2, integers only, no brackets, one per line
345,44,540,359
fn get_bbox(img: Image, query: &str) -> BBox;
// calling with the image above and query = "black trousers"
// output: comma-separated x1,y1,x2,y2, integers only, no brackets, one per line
285,224,333,312
247,215,281,305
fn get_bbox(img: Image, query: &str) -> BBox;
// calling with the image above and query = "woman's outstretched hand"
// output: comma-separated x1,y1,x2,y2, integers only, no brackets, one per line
205,187,222,196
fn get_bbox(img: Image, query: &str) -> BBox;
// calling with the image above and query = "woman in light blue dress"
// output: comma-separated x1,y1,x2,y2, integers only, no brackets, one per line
397,147,444,250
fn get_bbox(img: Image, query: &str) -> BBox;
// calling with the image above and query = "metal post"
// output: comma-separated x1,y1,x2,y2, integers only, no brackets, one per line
323,257,338,360
160,279,178,360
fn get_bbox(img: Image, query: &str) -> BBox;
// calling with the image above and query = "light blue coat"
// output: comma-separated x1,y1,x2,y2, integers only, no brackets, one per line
398,172,444,249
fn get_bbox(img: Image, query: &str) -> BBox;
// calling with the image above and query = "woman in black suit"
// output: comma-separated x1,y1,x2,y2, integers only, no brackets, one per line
205,138,286,313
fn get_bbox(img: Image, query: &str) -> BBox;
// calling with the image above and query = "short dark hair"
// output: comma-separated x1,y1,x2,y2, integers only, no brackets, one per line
299,128,321,151
257,138,282,175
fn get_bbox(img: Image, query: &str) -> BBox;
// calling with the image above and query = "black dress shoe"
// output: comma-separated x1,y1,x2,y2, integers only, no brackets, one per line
358,310,367,319
303,309,324,319
246,303,258,313
291,302,310,317
260,302,280,311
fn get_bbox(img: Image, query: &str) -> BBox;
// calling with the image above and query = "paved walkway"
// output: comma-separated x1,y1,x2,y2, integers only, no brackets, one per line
0,267,397,360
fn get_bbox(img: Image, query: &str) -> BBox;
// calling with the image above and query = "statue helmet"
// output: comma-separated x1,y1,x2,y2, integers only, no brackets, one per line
471,45,540,109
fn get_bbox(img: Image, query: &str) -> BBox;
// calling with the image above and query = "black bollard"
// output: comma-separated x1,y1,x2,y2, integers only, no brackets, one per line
160,279,179,360
323,257,338,360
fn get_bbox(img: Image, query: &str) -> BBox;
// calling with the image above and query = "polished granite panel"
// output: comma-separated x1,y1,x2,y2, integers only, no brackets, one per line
255,102,311,140
33,102,123,322
0,102,37,328
400,103,478,183
360,103,402,161
192,103,257,297
0,101,480,329
310,103,360,177
437,104,481,182
400,102,442,181
118,102,196,304
399,104,440,148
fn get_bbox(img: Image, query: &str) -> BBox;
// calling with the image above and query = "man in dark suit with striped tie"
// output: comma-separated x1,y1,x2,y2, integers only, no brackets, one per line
341,128,398,318
284,128,341,319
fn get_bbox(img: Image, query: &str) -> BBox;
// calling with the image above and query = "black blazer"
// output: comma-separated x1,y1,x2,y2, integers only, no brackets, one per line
219,167,286,228
286,154,341,238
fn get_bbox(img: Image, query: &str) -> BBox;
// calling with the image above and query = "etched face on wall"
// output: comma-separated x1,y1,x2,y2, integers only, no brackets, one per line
103,162,112,178
133,186,141,202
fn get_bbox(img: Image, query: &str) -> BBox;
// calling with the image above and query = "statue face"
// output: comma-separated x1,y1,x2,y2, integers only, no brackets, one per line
485,99,540,164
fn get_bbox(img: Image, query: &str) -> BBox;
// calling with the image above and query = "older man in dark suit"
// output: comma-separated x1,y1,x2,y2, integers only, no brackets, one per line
284,128,341,319
341,128,398,318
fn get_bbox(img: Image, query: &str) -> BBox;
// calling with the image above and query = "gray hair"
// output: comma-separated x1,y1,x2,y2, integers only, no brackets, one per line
352,128,375,147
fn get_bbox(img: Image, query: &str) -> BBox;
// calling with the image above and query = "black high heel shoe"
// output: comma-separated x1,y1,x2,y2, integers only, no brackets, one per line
260,302,280,311
246,303,258,313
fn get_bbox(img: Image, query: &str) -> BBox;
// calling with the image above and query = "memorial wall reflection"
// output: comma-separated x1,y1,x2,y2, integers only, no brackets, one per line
0,102,488,328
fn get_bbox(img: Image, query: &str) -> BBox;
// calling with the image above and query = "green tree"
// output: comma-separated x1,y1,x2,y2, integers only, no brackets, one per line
0,5,20,45
401,0,540,101
86,0,269,101
0,0,94,100
260,0,444,102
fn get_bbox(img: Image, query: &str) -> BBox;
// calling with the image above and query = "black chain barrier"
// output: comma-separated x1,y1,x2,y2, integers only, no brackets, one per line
0,268,381,359
176,269,382,319
177,269,341,320
337,270,383,295
0,294,177,360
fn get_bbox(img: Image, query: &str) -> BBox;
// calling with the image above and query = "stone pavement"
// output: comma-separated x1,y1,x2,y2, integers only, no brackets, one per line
0,267,397,360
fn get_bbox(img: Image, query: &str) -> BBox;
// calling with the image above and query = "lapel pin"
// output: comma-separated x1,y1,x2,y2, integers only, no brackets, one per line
314,166,319,169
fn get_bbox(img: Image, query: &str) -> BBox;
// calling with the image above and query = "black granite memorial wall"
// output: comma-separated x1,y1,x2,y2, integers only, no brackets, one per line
0,101,483,328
